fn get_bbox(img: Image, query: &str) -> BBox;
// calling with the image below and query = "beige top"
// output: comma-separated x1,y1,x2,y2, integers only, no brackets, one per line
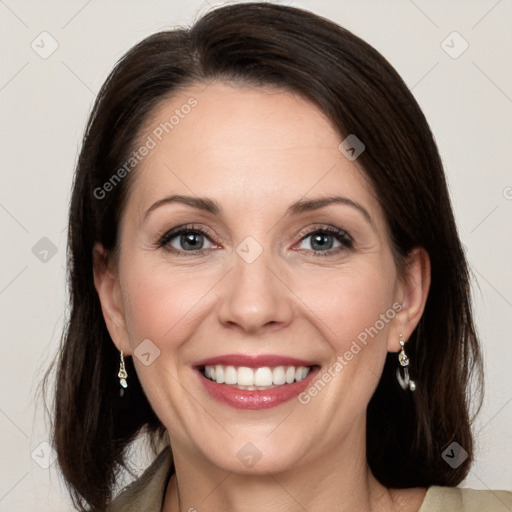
107,446,512,511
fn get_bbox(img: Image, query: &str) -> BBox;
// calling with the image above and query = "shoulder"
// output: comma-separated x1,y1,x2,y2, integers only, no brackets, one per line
418,485,512,512
106,445,174,512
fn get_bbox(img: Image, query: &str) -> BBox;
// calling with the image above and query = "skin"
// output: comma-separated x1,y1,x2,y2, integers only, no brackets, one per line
94,82,431,512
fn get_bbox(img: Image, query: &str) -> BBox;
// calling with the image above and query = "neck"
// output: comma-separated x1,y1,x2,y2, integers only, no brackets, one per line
162,421,419,512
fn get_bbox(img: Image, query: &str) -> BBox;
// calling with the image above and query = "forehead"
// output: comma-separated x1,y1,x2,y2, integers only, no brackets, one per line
125,81,382,226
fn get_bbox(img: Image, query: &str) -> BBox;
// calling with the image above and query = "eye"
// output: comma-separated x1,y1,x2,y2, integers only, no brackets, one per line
158,225,216,255
157,224,353,257
296,226,353,256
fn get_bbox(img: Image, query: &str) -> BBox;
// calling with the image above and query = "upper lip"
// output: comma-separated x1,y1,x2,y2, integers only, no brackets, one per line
193,354,318,369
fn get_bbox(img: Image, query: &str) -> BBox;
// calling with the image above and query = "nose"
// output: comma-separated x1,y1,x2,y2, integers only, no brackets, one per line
217,246,294,335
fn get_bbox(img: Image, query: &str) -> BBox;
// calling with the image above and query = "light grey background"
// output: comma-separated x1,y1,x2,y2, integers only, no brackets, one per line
1,0,511,510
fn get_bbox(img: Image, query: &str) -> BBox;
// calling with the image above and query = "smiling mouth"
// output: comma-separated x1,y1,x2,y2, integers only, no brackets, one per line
200,364,318,390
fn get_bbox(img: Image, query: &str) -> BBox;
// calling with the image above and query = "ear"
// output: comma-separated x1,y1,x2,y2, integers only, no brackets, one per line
387,247,431,352
93,243,132,355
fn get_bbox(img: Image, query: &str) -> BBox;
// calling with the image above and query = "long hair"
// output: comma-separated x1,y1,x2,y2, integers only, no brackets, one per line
44,3,483,510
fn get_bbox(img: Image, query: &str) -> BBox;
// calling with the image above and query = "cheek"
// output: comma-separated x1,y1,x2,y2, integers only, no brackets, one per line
120,259,217,348
294,264,397,353
291,265,398,430
118,261,219,424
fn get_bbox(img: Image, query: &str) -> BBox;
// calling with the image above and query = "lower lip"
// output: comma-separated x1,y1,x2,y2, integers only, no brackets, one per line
196,367,320,410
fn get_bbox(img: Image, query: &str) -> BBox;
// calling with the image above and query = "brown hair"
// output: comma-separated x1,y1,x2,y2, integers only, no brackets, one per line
44,2,483,510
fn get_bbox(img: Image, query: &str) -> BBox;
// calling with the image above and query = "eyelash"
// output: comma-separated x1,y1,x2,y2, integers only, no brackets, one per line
156,224,353,257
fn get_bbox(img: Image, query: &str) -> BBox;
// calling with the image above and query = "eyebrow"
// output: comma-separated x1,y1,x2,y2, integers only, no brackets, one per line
143,194,375,228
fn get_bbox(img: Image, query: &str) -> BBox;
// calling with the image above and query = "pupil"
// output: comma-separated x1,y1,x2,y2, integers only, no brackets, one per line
312,234,333,251
182,233,202,250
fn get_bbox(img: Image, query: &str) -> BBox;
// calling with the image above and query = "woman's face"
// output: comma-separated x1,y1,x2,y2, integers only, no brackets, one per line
98,81,417,474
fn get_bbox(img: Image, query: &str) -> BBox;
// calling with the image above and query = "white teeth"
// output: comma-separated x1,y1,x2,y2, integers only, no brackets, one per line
295,367,309,382
255,367,273,386
237,367,254,386
214,365,224,384
272,366,286,385
203,364,312,387
224,365,237,385
285,366,296,384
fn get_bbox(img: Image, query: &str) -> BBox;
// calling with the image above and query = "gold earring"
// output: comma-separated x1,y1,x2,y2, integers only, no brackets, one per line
396,334,416,391
118,350,128,390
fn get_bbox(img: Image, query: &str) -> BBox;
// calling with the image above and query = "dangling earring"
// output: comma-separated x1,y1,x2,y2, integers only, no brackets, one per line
118,350,128,396
396,334,416,391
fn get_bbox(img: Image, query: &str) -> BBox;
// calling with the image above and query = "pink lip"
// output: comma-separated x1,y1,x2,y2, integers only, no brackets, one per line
195,367,320,410
193,355,320,410
193,354,317,369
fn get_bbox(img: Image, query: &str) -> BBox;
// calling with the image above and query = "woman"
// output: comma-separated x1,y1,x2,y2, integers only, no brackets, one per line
49,2,511,511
